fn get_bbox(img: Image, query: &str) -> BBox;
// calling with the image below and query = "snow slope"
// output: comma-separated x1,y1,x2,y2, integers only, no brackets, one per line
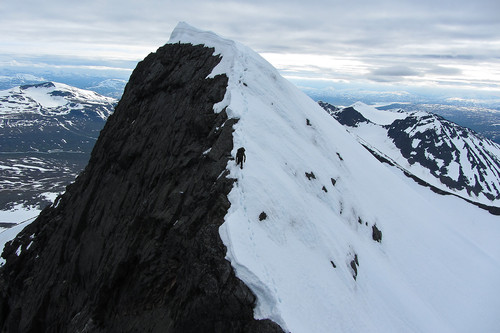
171,23,500,333
350,101,407,125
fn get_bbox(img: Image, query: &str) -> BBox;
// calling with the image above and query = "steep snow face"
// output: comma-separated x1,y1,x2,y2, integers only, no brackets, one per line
170,23,500,333
325,102,500,207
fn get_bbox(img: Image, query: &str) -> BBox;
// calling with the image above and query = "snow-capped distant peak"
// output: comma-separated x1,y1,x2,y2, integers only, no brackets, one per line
168,22,238,81
0,81,116,118
21,81,115,104
320,100,500,208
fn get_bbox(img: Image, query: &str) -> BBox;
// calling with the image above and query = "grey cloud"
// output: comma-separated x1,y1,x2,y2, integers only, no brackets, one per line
427,66,462,76
371,66,420,77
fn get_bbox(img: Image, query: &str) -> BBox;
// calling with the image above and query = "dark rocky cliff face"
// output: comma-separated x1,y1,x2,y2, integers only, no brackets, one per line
0,43,282,333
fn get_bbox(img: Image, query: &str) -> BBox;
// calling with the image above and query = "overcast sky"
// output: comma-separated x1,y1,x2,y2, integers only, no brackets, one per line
1,0,499,94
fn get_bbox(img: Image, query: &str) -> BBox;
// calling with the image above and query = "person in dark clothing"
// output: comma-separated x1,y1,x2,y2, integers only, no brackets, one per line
236,147,246,169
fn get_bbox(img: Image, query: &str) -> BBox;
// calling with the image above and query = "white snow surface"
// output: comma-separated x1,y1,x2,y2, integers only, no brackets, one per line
0,205,40,266
170,23,500,333
0,222,32,266
351,101,407,125
0,204,40,225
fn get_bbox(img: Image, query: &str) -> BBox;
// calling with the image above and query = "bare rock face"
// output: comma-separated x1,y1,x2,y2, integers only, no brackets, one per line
0,43,282,333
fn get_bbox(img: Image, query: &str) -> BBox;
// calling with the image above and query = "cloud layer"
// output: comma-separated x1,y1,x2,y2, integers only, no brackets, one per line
1,0,499,91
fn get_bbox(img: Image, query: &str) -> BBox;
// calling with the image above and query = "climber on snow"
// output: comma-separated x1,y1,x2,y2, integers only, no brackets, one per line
236,147,246,169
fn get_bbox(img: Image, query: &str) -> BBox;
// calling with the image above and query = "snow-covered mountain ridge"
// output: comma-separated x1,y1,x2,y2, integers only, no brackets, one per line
320,101,500,209
171,23,500,332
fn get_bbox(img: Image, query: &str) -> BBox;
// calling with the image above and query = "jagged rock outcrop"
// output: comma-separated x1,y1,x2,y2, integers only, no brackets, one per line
326,106,370,127
0,42,282,332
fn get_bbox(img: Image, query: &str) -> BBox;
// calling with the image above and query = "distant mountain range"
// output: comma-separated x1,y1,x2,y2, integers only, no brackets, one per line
86,79,127,99
0,74,127,99
0,81,116,210
0,74,47,89
319,101,500,211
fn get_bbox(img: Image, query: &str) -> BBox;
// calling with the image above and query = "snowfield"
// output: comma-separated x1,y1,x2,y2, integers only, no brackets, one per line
350,101,407,125
170,23,500,333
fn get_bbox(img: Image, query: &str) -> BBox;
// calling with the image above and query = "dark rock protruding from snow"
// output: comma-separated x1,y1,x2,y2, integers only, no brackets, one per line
0,43,282,332
372,225,382,243
305,171,316,180
350,254,359,280
318,101,339,114
331,106,371,127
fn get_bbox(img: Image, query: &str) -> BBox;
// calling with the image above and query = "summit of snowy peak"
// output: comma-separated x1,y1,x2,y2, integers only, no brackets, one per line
168,22,292,117
168,22,232,47
168,21,241,68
